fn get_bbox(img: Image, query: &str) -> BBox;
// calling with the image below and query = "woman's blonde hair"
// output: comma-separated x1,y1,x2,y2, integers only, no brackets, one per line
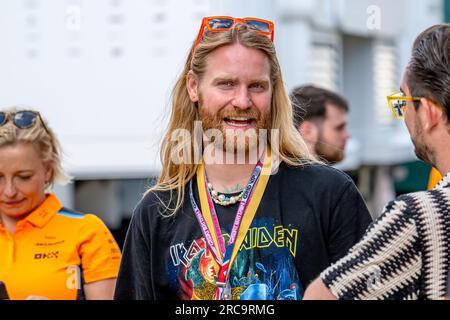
148,24,317,216
0,107,71,187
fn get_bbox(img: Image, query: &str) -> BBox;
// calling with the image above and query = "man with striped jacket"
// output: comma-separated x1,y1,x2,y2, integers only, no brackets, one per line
304,24,450,300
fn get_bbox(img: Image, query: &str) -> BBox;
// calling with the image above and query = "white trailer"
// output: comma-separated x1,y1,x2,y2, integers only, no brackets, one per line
0,0,443,234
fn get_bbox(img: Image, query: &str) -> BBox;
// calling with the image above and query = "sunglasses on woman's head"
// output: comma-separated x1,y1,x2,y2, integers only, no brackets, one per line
0,110,49,133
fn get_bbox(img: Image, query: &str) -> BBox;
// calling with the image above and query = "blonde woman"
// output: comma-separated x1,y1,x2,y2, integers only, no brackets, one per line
115,17,372,300
0,108,121,300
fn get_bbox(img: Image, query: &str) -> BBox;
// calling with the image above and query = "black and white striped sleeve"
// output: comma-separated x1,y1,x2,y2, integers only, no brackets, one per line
320,197,421,300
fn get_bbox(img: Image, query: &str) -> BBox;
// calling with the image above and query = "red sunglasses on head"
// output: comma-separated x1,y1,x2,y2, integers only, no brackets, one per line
193,16,275,51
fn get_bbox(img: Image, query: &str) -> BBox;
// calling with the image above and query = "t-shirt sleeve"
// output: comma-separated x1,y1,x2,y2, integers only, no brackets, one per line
320,198,420,300
78,214,122,284
114,200,153,300
327,180,373,263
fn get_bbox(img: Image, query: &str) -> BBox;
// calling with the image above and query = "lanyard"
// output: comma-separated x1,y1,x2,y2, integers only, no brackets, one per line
189,147,272,300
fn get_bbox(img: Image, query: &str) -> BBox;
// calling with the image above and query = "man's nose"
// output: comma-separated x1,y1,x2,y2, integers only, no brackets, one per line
344,129,351,141
232,87,252,110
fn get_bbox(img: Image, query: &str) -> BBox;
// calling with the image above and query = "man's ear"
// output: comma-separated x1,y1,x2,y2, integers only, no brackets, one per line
299,120,319,145
419,97,442,132
186,70,199,103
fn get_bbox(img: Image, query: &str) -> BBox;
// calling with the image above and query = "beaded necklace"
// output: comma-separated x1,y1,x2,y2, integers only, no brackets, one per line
206,183,244,206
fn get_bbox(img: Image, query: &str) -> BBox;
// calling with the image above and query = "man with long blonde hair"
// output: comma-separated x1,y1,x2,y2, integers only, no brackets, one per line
115,16,372,300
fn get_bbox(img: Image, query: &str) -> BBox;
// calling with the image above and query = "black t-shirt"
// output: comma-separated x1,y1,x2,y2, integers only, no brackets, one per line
114,163,372,300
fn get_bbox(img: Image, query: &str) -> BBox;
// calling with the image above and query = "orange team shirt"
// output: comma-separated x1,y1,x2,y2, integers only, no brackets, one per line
0,193,122,300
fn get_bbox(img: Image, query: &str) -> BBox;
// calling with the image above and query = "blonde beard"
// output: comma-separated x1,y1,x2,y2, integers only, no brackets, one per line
198,100,271,159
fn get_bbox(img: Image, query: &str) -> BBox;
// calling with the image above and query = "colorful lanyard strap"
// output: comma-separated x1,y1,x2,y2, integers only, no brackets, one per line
189,147,273,300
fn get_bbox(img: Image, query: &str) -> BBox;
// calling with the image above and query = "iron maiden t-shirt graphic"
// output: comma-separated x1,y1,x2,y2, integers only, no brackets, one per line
168,220,302,300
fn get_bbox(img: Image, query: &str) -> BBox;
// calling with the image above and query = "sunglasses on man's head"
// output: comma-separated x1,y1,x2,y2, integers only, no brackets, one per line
0,110,49,133
194,16,275,51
